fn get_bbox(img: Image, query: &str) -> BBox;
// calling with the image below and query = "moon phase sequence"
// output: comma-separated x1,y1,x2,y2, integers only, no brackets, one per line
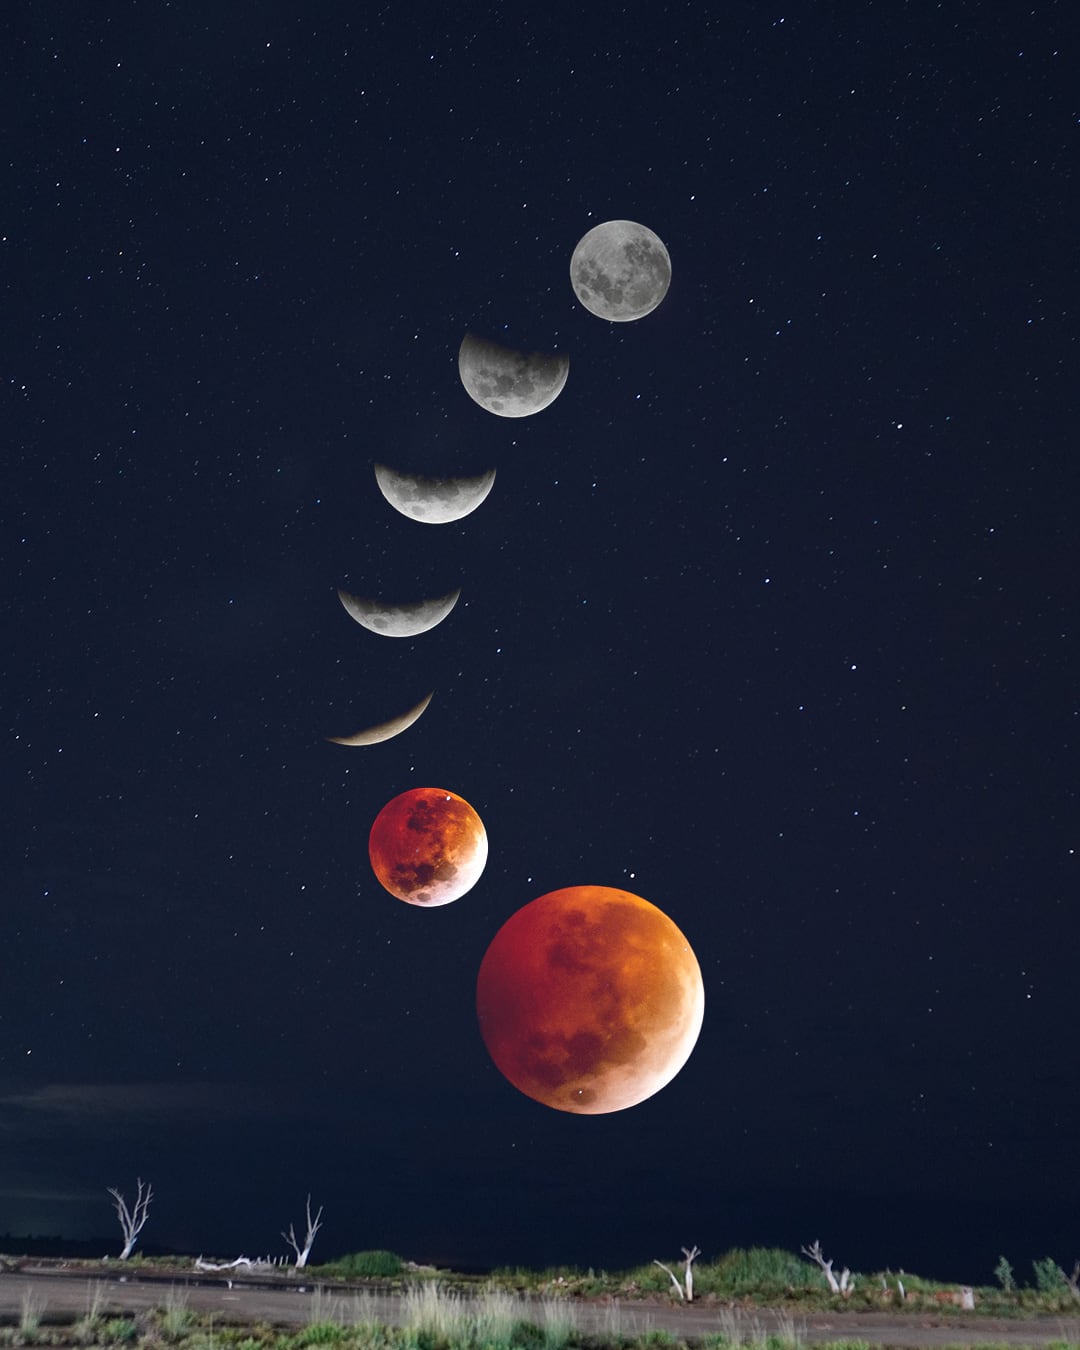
369,787,488,906
570,220,671,322
375,463,496,524
337,586,460,637
476,885,704,1113
458,334,569,418
326,691,433,746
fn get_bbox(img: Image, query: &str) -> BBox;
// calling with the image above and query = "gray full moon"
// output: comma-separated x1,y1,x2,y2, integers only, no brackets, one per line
458,334,569,418
337,586,461,637
326,691,434,746
570,220,671,321
374,463,496,524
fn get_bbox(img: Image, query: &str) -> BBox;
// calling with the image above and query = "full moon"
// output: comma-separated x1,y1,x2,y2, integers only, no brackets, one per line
476,885,704,1113
458,333,569,417
570,220,671,321
369,787,488,906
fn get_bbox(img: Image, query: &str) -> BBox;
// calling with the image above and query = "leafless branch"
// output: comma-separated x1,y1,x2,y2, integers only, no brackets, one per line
653,1260,685,1300
281,1194,324,1269
654,1245,700,1302
801,1239,851,1296
682,1246,701,1303
107,1179,153,1260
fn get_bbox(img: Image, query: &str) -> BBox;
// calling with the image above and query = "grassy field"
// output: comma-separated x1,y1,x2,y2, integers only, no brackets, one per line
2,1246,1078,1350
22,1245,1073,1318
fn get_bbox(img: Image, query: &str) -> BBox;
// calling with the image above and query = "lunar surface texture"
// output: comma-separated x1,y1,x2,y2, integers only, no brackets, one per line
374,463,496,524
458,333,569,417
570,220,671,321
368,787,488,906
326,691,434,746
476,885,704,1113
337,586,461,637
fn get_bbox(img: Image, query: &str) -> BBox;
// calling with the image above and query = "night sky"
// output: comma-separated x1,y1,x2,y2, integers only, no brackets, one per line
5,2,1076,1285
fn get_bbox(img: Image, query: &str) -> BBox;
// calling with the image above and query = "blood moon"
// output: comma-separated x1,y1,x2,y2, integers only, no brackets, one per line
477,886,704,1114
369,787,488,906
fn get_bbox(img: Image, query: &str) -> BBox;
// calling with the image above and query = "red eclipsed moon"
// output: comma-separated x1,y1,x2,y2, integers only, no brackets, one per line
368,787,488,907
476,886,704,1113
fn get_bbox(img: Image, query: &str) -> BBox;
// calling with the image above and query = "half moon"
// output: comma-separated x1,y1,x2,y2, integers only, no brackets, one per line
458,333,569,418
326,691,434,746
570,220,671,322
374,463,496,524
337,586,461,637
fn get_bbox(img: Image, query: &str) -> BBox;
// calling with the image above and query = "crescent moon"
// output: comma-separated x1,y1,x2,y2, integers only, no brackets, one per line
458,333,569,418
337,586,461,637
570,220,671,322
325,691,434,747
374,463,496,524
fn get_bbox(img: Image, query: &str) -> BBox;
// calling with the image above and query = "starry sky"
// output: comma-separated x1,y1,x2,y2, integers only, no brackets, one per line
4,1,1076,1284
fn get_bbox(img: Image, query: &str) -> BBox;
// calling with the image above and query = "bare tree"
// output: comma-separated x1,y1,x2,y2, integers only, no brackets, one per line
801,1239,854,1297
107,1178,153,1260
281,1194,324,1269
1066,1261,1080,1303
653,1245,700,1302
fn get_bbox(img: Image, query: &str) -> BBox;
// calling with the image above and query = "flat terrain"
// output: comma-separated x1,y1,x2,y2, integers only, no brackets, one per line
1,1267,1079,1347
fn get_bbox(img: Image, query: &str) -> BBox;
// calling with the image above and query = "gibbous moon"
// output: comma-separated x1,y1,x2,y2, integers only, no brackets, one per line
476,885,704,1114
369,787,488,906
326,691,434,746
337,586,461,637
570,220,671,322
458,333,569,418
374,463,496,524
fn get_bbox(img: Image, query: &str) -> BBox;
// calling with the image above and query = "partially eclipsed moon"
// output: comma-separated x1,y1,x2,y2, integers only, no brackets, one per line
570,220,671,322
476,885,704,1114
458,333,569,418
369,786,488,906
374,463,496,524
326,691,434,746
337,586,461,637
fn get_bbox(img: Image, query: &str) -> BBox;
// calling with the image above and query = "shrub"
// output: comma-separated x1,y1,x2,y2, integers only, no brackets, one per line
993,1256,1015,1292
294,1325,346,1346
161,1286,196,1339
102,1319,138,1345
334,1250,405,1280
1032,1257,1068,1294
709,1248,810,1298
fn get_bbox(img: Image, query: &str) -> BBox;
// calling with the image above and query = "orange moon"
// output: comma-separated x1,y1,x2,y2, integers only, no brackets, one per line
476,885,704,1114
368,787,488,907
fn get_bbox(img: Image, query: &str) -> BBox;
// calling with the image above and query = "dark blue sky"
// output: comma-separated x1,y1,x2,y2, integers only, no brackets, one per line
4,1,1076,1284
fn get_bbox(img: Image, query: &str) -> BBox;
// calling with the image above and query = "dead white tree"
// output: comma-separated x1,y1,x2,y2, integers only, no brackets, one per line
195,1256,257,1272
653,1245,701,1302
879,1273,906,1302
281,1194,323,1269
801,1239,854,1297
107,1178,154,1260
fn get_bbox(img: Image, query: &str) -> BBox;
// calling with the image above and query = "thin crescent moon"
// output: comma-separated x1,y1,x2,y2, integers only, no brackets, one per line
326,691,434,746
374,463,496,524
337,586,461,637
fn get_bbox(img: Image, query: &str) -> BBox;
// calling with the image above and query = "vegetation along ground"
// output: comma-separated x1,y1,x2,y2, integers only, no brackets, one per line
0,1247,1078,1350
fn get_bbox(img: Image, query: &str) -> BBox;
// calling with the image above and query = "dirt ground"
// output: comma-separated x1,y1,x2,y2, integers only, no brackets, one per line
1,1267,1078,1347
